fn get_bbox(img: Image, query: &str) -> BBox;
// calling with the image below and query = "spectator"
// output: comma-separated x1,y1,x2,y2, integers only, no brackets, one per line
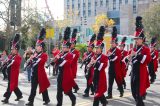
23,47,33,82
0,50,8,80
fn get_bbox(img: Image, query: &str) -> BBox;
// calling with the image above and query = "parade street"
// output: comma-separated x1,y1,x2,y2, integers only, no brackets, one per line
0,64,159,106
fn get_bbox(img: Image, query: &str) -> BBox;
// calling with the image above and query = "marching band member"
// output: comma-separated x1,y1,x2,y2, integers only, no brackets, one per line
1,34,23,104
56,27,76,106
89,26,108,106
70,29,80,93
129,16,151,106
26,28,50,106
106,26,124,99
51,45,60,76
119,37,128,89
83,34,96,97
148,37,159,83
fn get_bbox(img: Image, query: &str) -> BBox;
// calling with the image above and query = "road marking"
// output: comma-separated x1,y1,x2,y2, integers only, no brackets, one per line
76,92,132,106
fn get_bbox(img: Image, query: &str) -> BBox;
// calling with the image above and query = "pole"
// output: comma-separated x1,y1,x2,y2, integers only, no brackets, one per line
48,38,51,75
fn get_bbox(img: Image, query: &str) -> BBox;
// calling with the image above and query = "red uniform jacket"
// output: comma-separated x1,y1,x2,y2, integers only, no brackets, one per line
131,46,151,96
52,49,60,57
10,54,21,92
71,49,80,78
94,54,108,98
37,53,50,93
82,52,87,61
107,47,123,85
152,50,159,72
120,50,128,77
58,52,76,94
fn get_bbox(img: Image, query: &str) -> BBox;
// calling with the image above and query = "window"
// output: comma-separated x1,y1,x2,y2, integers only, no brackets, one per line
83,3,86,8
78,3,80,10
100,0,103,6
106,0,109,7
88,1,91,16
119,0,122,4
83,10,86,17
95,9,97,16
119,0,122,9
133,0,137,14
125,0,128,4
88,10,91,16
95,1,98,7
78,11,80,17
67,5,70,9
67,0,70,5
88,2,91,9
72,4,74,9
113,0,116,10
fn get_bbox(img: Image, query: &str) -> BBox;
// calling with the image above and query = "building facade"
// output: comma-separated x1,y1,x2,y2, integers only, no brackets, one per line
64,0,159,41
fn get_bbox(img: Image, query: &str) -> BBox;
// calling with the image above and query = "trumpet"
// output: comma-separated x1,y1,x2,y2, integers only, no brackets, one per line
86,54,99,70
24,52,42,70
125,44,143,67
107,48,116,57
45,51,62,69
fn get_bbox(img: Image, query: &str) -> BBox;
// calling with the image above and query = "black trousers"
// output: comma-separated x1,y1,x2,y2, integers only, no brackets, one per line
1,66,8,80
73,82,79,90
93,95,107,106
131,76,145,106
122,78,126,87
28,76,50,103
53,64,58,76
108,73,124,95
84,84,94,94
4,70,22,100
57,81,76,106
84,75,94,94
148,62,156,81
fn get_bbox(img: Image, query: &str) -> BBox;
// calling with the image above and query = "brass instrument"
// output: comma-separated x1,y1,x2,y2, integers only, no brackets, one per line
45,51,63,69
24,52,42,70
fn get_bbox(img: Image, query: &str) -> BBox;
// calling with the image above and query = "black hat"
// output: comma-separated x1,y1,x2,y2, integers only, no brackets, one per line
36,28,46,48
87,34,96,48
150,37,157,47
11,34,20,50
71,28,78,44
95,26,105,49
62,27,71,48
120,37,127,47
111,26,118,43
134,16,145,40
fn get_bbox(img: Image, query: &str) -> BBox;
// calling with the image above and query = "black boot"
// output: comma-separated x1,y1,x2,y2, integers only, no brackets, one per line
1,99,8,104
72,97,76,106
43,100,50,105
90,92,94,95
106,95,112,99
120,92,124,97
26,101,33,106
15,95,23,101
142,93,147,100
83,93,89,97
73,87,79,93
102,101,108,106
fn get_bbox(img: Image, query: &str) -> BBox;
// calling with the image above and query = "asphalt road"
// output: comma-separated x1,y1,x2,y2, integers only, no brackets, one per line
0,64,160,106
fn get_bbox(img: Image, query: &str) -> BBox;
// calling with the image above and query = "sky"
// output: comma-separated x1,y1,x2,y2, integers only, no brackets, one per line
0,0,64,30
37,0,64,20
